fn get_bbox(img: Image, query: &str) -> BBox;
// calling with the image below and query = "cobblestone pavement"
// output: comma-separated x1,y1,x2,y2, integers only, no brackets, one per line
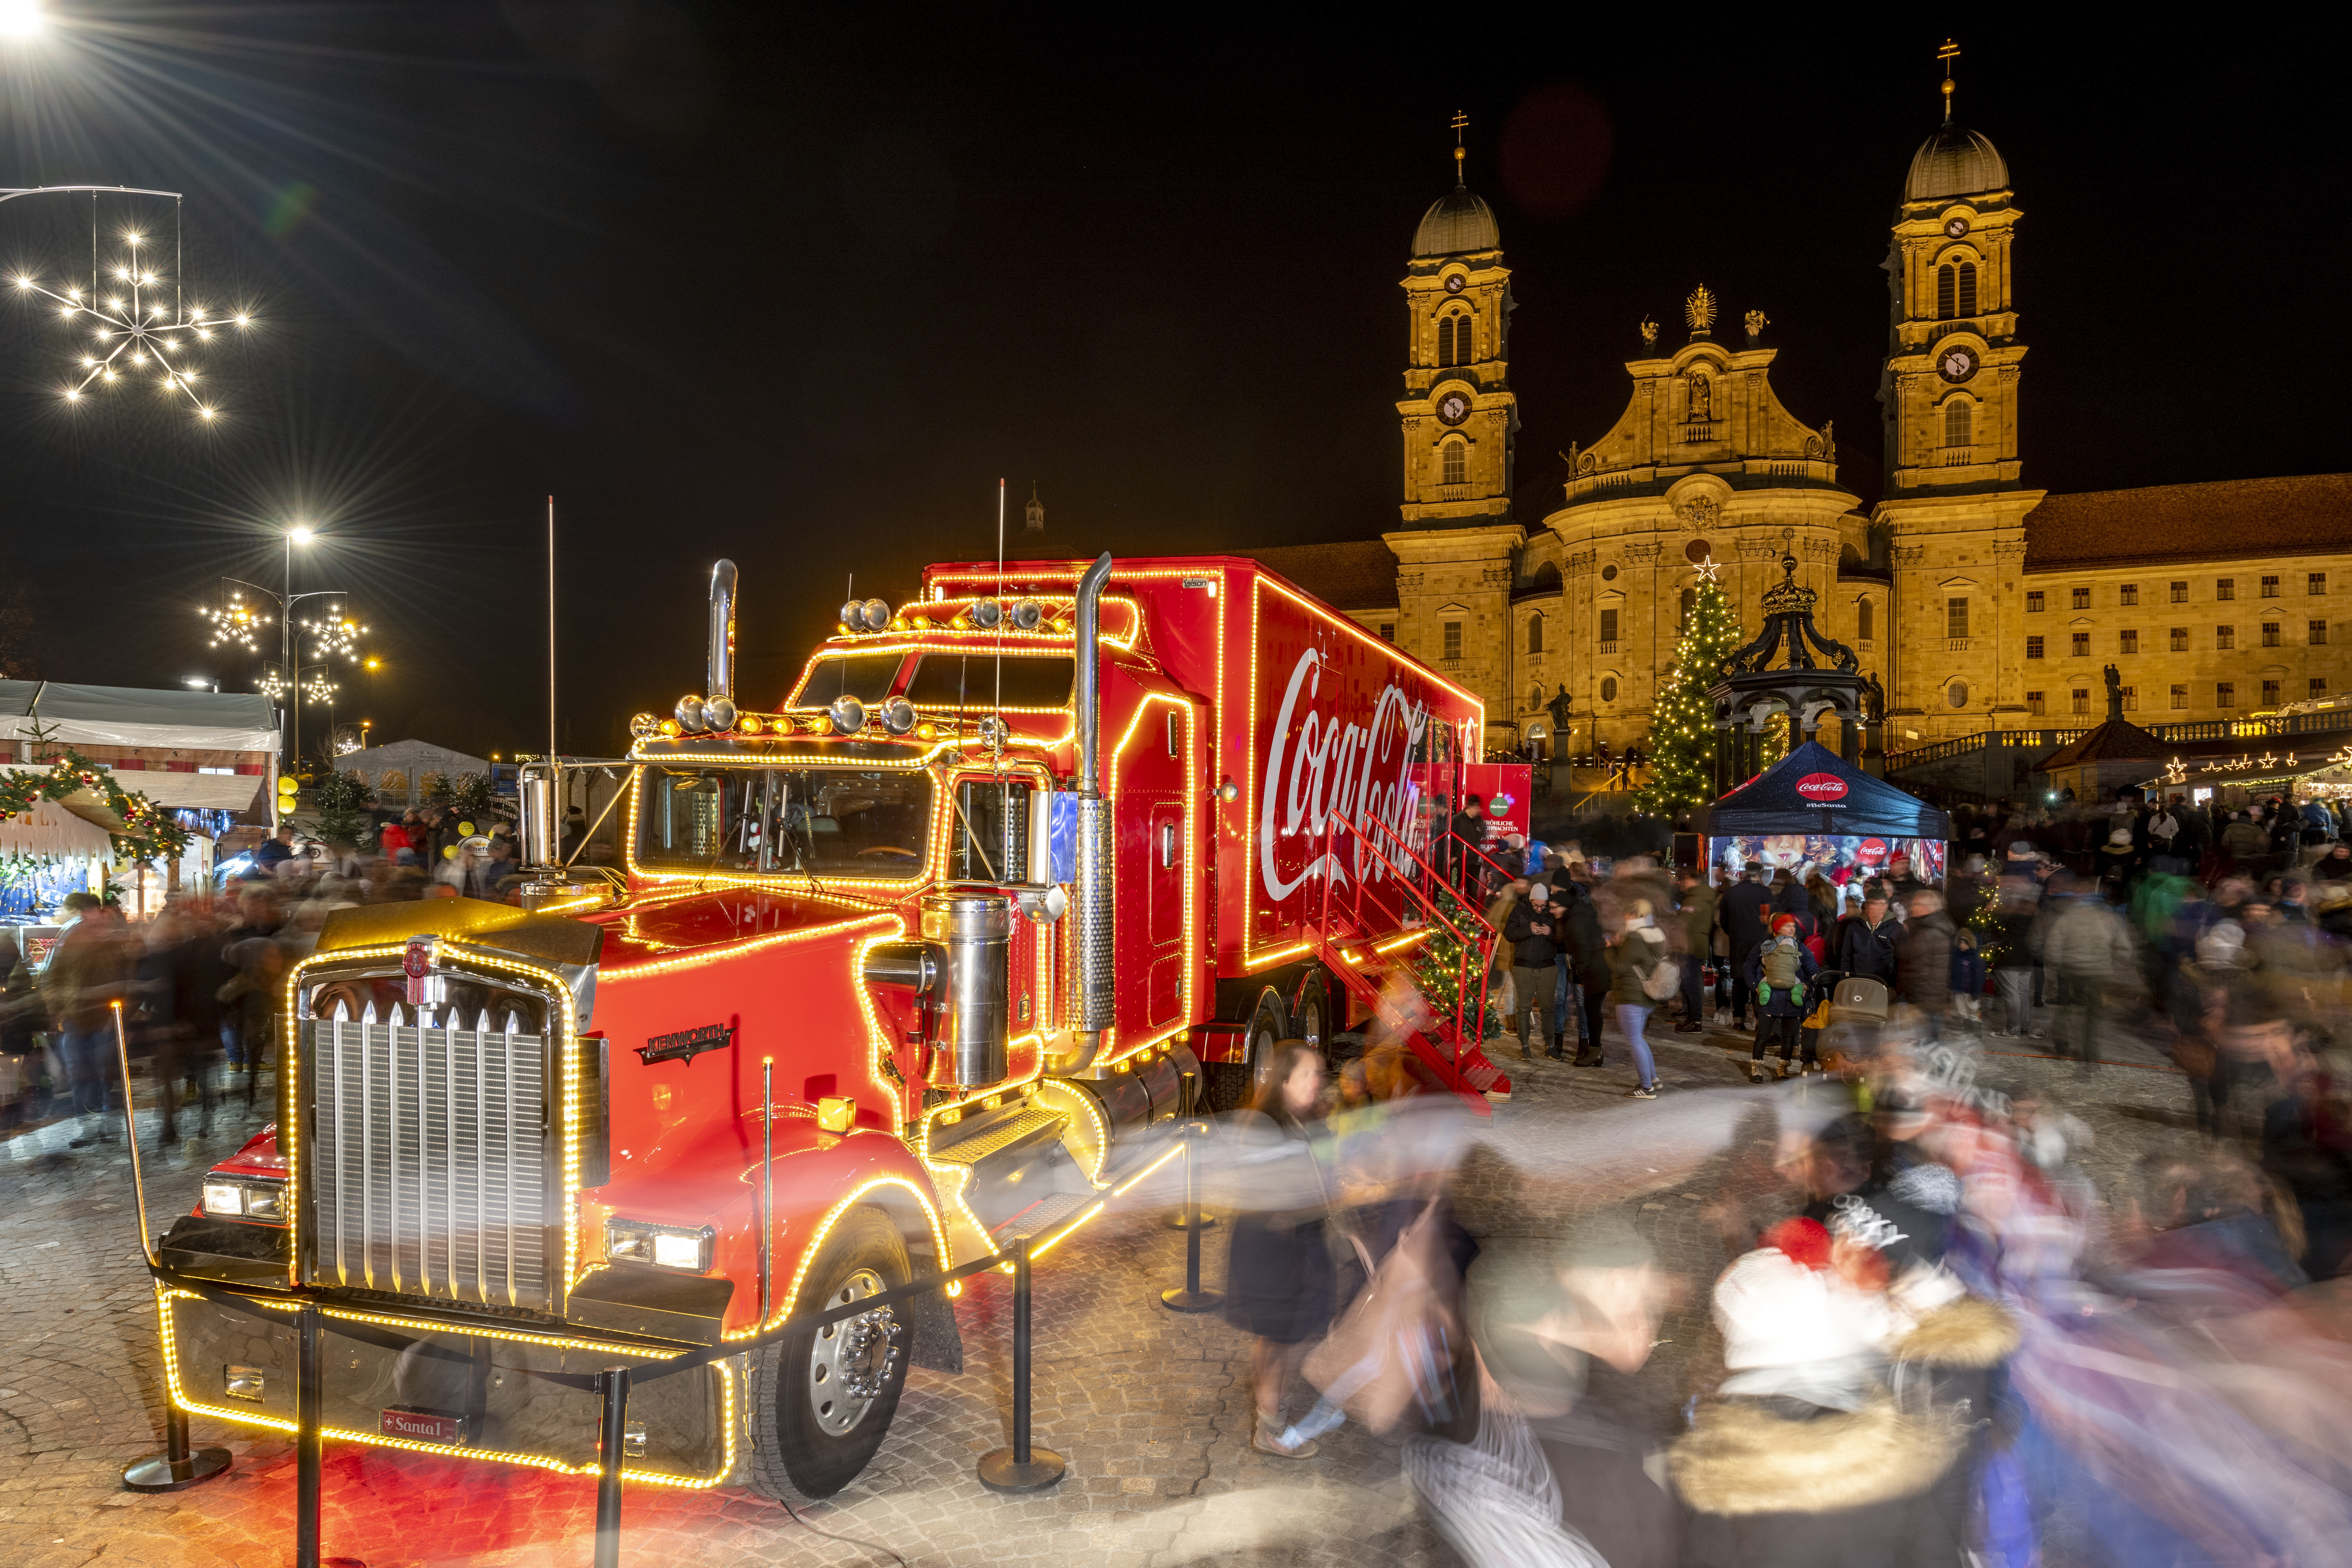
0,1007,2204,1568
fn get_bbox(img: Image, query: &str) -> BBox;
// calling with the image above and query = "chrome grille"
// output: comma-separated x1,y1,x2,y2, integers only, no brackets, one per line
303,1004,552,1312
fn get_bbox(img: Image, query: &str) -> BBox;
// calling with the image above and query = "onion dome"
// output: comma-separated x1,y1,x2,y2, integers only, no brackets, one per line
1414,184,1500,258
1905,122,2008,202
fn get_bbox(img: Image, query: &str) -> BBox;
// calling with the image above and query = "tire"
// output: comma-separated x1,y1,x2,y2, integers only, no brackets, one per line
1293,974,1330,1050
749,1209,913,1500
1204,988,1286,1112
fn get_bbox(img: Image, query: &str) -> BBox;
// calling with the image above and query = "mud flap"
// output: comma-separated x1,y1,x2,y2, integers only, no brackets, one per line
904,1282,965,1374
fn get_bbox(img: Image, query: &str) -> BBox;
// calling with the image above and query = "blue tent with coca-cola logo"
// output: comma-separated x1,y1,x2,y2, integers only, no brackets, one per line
1689,740,1950,840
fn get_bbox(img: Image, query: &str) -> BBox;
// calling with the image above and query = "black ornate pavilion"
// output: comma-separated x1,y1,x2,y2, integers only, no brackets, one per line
1705,529,1884,795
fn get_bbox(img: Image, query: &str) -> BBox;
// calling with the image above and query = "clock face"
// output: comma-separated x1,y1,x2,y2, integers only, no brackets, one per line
1944,215,1970,239
1445,273,1466,295
1937,344,1980,384
1436,391,1471,426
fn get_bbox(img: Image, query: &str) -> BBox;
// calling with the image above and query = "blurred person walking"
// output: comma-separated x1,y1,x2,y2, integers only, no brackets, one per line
1719,863,1774,1031
1895,890,1956,1039
1606,899,1674,1098
1553,879,1612,1065
40,892,131,1148
1223,1042,1338,1458
2040,873,2136,1067
1675,866,1717,1033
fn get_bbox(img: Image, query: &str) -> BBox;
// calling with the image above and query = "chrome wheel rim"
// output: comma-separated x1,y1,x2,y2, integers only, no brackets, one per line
807,1267,899,1436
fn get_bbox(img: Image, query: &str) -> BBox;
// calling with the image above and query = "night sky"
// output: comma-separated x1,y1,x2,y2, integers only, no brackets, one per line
0,8,2340,760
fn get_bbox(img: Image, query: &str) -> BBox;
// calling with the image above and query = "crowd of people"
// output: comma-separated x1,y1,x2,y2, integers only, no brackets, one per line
1199,785,2352,1565
0,798,594,1144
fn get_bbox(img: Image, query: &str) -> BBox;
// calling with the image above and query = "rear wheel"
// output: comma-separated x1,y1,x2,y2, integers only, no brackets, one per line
1205,989,1287,1111
1294,974,1330,1051
750,1209,912,1500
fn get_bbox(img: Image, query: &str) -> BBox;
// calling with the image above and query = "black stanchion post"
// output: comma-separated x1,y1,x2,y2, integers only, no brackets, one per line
1160,1125,1223,1313
977,1238,1065,1493
594,1366,630,1568
116,1004,234,1495
296,1304,322,1568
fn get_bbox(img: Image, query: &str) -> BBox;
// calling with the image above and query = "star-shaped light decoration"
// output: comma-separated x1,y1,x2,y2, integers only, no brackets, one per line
301,671,338,705
300,608,367,658
200,590,271,650
9,230,251,419
257,669,290,703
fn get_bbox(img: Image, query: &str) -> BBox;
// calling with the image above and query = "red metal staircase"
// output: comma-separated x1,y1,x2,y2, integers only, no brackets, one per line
1310,816,1514,1106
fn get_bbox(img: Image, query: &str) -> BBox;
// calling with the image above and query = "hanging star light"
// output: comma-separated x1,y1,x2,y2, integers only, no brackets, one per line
200,589,271,650
256,669,290,703
300,608,368,658
301,671,338,705
8,229,251,419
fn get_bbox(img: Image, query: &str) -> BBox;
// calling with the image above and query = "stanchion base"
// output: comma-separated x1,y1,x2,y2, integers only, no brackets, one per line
120,1447,233,1494
1161,1210,1218,1230
1160,1287,1225,1314
977,1445,1067,1493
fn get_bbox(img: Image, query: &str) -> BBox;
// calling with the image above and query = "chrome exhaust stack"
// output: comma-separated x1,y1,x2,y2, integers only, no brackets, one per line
1050,552,1116,1075
703,559,739,731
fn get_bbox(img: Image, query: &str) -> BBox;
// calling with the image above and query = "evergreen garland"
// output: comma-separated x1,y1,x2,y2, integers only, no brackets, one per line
1635,570,1747,814
0,747,191,864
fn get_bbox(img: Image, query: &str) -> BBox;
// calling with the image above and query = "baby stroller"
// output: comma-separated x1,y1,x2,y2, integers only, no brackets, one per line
1810,974,1890,1072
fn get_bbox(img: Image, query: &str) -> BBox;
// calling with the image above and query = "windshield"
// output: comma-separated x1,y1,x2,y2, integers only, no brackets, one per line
904,653,1074,709
789,651,909,707
637,766,933,876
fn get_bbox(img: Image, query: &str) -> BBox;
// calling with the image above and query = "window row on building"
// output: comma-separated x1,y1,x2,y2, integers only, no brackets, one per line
2025,678,2327,716
2026,573,2326,612
2026,622,2330,657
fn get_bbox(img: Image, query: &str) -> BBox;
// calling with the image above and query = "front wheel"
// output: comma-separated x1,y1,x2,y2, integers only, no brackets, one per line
750,1209,912,1499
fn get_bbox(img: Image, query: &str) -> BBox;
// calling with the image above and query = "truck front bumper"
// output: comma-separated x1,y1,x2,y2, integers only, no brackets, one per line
158,1285,742,1486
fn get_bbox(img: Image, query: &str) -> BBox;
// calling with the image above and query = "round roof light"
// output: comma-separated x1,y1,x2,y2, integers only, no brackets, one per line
829,694,868,735
1011,598,1044,631
858,598,891,632
703,696,739,733
674,694,709,733
969,598,1003,630
879,696,916,735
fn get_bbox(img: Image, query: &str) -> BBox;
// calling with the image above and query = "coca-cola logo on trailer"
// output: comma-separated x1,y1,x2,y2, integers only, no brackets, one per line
1258,648,1430,900
1795,772,1849,802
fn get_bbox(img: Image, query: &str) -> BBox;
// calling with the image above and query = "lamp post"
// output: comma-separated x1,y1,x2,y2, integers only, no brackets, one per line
202,525,357,769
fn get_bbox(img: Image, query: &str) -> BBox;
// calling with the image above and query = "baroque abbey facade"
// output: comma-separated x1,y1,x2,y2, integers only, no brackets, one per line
1251,68,2352,767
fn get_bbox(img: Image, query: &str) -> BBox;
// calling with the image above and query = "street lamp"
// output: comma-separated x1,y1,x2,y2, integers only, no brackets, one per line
0,0,46,40
200,524,355,768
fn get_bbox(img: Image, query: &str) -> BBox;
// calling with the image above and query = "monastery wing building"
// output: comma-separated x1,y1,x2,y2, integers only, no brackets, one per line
1246,57,2351,795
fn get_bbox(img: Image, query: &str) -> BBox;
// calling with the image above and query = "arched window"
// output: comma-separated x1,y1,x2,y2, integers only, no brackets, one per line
1944,399,1973,452
1442,441,1467,486
1437,316,1455,367
1936,263,1956,320
1957,261,1978,318
1453,313,1471,362
1858,598,1875,642
1527,612,1544,655
1600,676,1619,704
1529,685,1543,712
1679,587,1695,623
379,769,407,800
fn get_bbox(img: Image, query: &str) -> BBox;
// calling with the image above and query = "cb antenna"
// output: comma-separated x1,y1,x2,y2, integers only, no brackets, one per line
993,478,1006,757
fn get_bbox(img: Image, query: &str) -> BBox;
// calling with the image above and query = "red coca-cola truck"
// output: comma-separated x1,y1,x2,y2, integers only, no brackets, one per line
159,552,1509,1499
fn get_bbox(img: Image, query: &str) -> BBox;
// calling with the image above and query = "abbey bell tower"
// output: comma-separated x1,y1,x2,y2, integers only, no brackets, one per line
1873,43,2043,740
1385,115,1523,737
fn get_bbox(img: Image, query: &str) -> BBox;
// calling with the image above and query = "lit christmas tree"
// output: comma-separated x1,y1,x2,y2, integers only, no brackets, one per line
1635,566,1747,814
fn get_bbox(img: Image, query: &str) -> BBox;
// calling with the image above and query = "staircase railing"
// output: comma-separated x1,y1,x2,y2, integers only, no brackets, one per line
1315,814,1497,1070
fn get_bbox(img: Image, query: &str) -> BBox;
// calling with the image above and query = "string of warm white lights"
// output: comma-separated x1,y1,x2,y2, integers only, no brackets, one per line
8,229,250,419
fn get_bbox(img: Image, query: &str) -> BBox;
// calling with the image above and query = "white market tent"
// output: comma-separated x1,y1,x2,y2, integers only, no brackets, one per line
0,795,112,859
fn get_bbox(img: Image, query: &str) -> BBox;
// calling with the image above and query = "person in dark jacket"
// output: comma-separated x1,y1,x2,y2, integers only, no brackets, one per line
1502,886,1563,1061
1742,914,1818,1081
1895,890,1956,1033
1718,864,1774,1030
1831,891,1901,983
1447,795,1486,894
1222,1042,1337,1457
1552,879,1612,1064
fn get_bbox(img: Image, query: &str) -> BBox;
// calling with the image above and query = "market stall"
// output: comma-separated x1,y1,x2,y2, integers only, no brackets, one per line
1688,739,1951,898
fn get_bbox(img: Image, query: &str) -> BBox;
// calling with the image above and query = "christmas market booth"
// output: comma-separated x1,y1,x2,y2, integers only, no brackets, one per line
1687,739,1951,896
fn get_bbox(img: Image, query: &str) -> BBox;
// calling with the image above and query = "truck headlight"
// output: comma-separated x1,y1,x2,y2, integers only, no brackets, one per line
202,1177,287,1224
606,1219,714,1273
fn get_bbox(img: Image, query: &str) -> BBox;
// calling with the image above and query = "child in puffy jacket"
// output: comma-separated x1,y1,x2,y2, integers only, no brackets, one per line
1950,928,1987,1026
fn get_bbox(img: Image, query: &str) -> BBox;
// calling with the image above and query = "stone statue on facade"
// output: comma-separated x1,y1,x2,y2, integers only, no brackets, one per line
2103,662,2123,720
